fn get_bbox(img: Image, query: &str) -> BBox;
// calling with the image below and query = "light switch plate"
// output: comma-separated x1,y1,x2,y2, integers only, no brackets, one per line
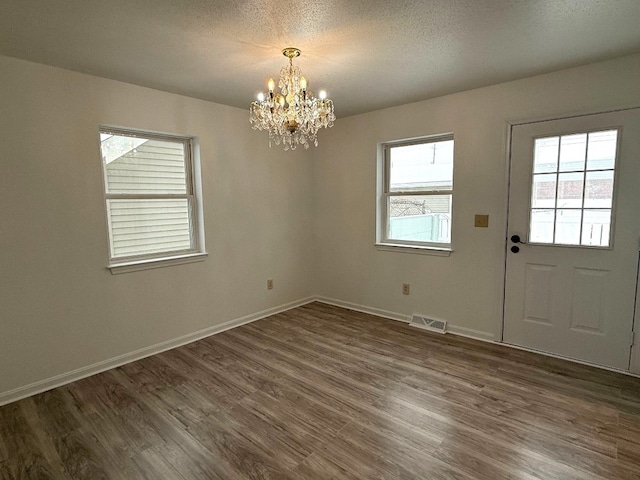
475,214,489,228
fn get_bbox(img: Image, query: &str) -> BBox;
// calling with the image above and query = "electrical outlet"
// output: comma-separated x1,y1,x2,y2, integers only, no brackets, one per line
402,283,410,295
267,279,274,290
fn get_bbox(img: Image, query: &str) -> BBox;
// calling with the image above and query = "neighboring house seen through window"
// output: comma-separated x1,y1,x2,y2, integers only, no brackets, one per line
379,135,454,250
99,128,204,270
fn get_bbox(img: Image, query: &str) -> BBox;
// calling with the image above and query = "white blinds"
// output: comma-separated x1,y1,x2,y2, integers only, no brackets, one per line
101,133,195,260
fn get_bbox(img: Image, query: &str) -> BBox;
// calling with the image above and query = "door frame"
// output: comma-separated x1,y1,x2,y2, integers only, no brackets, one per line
500,106,640,373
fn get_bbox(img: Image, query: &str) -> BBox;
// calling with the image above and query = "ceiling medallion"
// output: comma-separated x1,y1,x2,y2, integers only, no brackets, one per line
250,48,336,150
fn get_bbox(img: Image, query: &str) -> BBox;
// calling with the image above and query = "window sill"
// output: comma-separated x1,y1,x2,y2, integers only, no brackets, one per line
375,243,453,257
108,252,208,274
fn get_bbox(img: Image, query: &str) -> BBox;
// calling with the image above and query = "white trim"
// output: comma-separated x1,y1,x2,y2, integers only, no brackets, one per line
445,324,496,342
5,294,638,407
503,108,640,372
99,126,205,268
314,297,640,376
314,297,411,323
505,105,640,129
498,120,513,343
109,252,208,274
316,297,494,341
630,254,640,374
0,296,315,407
375,243,453,256
378,134,455,249
502,341,640,378
631,331,640,375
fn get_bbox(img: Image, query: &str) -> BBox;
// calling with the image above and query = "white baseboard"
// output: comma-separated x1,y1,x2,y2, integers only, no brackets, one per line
0,297,315,407
313,297,640,376
501,341,640,378
314,296,410,323
314,296,496,343
13,294,632,406
445,324,496,342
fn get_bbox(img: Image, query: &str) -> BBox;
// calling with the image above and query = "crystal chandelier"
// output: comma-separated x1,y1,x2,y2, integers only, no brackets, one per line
250,48,336,150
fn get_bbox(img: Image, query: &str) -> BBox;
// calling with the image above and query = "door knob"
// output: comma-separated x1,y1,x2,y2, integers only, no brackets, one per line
510,234,525,244
511,245,520,253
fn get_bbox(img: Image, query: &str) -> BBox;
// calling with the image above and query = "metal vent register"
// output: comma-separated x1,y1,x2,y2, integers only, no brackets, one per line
409,314,447,334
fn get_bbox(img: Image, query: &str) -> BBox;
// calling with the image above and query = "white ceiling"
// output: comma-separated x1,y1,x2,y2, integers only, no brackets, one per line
2,0,639,118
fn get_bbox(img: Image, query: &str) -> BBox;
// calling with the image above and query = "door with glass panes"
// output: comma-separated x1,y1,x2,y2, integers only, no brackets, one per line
503,109,640,370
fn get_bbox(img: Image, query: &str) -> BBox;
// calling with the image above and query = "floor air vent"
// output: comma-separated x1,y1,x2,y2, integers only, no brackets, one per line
410,314,447,334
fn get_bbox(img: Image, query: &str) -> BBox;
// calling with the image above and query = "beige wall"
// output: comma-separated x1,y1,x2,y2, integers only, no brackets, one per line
311,54,640,339
0,56,315,400
2,53,640,402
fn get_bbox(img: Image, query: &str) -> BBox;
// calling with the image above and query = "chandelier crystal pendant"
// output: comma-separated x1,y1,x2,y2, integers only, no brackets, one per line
250,48,336,150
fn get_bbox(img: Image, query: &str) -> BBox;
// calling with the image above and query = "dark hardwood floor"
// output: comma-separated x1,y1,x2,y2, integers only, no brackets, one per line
2,302,640,479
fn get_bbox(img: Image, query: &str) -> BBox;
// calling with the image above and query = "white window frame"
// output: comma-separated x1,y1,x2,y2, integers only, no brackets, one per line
99,127,206,274
376,134,454,255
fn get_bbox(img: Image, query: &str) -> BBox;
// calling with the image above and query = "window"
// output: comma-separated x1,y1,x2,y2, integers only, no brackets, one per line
379,135,454,250
99,128,205,270
529,130,617,247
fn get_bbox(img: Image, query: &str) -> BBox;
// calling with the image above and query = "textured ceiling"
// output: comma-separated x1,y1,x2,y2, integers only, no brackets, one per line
2,0,640,118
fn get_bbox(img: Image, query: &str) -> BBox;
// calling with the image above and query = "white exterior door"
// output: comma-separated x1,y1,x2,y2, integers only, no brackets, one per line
503,109,640,370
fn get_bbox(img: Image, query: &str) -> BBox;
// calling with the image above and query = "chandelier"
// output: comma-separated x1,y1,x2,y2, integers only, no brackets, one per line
250,48,335,150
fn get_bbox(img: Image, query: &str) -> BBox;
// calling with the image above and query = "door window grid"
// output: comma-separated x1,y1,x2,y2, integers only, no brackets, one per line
529,130,617,247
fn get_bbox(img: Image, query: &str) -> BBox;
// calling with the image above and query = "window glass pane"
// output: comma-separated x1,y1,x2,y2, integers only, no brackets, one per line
554,209,582,245
527,129,616,249
533,137,559,173
587,130,617,170
530,209,555,243
389,140,453,191
557,172,584,208
559,133,587,172
102,135,187,194
581,209,611,247
584,170,614,208
388,194,451,243
531,173,556,208
106,198,192,258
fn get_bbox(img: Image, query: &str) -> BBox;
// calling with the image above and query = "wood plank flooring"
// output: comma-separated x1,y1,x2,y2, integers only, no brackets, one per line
2,302,640,479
